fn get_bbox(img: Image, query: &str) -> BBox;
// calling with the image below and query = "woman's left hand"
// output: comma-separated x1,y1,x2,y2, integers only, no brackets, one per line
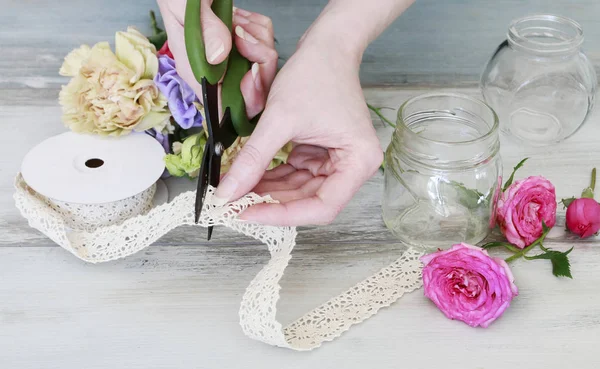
157,1,278,118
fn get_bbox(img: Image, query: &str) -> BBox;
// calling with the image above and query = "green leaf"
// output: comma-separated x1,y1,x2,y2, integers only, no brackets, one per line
148,32,168,50
450,181,485,209
503,157,529,191
525,247,573,278
561,197,576,209
367,104,396,128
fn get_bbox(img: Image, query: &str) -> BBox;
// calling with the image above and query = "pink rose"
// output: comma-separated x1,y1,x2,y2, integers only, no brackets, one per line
489,176,503,229
421,243,518,328
496,176,557,248
566,198,600,238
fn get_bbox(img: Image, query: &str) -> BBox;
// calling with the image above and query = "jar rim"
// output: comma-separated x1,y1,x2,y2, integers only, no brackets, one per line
396,92,499,147
507,14,583,54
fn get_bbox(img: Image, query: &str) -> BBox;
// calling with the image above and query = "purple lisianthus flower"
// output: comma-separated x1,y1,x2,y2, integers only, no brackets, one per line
146,128,170,153
146,128,172,178
154,55,203,129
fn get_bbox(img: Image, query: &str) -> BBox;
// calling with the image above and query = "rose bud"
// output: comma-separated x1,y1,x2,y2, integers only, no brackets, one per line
566,198,600,238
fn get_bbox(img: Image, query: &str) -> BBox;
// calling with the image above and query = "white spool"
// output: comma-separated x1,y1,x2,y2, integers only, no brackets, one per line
21,131,166,231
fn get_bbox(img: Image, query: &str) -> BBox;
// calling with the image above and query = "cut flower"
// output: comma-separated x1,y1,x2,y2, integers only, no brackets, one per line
59,27,171,136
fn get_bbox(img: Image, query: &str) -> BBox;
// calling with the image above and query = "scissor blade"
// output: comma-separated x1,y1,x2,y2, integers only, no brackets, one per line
194,140,212,223
206,141,223,241
201,77,219,141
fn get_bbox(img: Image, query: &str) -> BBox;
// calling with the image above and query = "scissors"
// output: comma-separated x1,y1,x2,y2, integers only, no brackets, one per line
184,0,259,240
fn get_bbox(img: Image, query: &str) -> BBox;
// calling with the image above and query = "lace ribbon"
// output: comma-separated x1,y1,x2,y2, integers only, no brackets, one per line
14,173,424,350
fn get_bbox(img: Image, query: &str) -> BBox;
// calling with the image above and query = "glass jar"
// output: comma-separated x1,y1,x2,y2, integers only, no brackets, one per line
382,92,502,251
481,14,597,145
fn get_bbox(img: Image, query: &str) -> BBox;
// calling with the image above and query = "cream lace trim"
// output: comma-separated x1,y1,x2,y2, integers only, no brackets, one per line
14,173,423,350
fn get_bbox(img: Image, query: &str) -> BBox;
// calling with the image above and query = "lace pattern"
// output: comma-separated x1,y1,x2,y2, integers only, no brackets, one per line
42,184,156,232
14,173,424,350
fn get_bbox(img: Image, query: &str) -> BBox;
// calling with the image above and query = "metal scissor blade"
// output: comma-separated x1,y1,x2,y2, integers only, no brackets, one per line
206,138,223,241
201,77,219,141
194,140,212,223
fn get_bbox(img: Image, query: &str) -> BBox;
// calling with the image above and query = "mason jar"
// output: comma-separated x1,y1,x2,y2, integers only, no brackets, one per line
481,14,597,145
382,92,502,251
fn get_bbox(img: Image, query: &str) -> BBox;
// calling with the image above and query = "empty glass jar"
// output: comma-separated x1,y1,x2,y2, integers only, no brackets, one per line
382,92,502,251
481,14,597,145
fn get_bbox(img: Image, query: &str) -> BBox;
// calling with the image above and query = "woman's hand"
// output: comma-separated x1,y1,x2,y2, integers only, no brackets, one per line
157,0,277,118
213,32,383,226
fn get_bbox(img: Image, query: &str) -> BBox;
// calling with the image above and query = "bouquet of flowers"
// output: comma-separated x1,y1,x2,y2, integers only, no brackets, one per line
57,11,291,178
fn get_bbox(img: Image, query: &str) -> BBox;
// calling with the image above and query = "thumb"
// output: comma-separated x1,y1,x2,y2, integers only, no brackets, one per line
201,0,232,64
213,109,291,204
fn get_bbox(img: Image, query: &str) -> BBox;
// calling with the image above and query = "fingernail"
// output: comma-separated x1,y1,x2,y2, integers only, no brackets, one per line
235,26,258,44
214,175,238,206
234,13,250,25
233,6,251,16
251,63,262,91
207,42,225,64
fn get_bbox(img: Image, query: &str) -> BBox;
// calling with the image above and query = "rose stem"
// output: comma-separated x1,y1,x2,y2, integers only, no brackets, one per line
505,225,551,263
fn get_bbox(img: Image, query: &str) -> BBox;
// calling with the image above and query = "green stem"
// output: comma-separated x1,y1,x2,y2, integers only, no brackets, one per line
367,104,396,128
591,168,596,194
505,242,538,263
482,241,521,253
505,225,550,262
149,10,163,36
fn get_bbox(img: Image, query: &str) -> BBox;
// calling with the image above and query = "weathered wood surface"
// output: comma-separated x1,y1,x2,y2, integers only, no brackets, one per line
2,86,600,368
3,0,600,367
2,0,600,89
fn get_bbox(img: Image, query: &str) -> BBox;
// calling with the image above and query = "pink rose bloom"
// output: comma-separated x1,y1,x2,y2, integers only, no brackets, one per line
489,176,503,229
566,198,600,238
496,176,557,248
421,243,518,328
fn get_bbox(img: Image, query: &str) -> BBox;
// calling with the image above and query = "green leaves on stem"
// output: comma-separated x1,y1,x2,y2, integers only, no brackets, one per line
502,157,529,192
524,248,573,279
483,222,573,278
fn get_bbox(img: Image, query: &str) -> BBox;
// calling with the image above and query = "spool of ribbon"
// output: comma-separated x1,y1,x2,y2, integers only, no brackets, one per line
20,131,167,231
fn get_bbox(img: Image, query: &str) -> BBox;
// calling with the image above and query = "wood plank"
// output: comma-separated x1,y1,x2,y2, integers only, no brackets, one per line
1,241,599,368
2,0,600,88
3,88,600,247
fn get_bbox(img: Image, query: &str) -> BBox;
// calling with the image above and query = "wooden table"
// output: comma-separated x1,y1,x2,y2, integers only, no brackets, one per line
2,1,600,368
